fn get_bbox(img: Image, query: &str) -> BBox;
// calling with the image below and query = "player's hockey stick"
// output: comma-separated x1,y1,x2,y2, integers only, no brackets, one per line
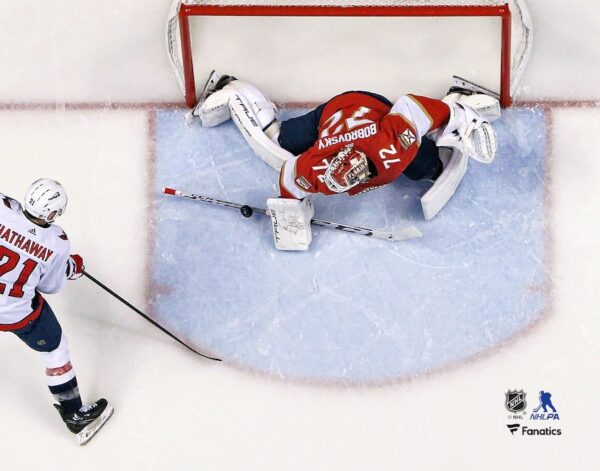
163,187,422,242
82,271,221,362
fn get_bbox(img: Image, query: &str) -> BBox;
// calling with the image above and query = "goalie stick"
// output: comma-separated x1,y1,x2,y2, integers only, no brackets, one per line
83,271,221,362
163,187,422,242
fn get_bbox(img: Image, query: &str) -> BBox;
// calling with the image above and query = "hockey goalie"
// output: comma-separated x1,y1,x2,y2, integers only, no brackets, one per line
191,72,500,251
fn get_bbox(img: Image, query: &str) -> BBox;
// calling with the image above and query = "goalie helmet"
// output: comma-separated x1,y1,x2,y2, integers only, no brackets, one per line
24,178,68,224
323,144,372,193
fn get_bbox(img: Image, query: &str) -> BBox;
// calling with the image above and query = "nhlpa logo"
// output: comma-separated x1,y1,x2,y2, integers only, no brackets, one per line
530,390,560,420
398,129,416,150
505,390,527,413
507,424,520,435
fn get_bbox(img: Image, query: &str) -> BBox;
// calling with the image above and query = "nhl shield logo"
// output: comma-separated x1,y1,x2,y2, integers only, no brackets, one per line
505,390,527,412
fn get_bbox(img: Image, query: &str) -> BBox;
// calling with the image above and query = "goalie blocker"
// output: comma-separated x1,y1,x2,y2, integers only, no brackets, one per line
267,197,314,251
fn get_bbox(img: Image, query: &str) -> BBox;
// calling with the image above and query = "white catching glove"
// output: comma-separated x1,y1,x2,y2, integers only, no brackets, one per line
266,197,314,251
436,100,498,164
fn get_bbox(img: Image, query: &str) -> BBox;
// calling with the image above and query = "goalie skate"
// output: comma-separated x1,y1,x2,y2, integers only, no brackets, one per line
450,75,500,101
188,70,239,125
187,70,223,123
197,70,223,106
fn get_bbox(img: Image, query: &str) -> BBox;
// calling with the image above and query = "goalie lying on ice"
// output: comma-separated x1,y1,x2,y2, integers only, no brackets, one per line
191,71,500,251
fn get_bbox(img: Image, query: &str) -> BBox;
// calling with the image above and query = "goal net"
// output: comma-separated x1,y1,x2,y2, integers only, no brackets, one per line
167,0,532,107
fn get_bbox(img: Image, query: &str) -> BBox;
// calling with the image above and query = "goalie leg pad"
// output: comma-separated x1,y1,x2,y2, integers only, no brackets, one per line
267,197,314,251
420,147,468,220
229,91,294,170
193,78,278,128
226,80,279,130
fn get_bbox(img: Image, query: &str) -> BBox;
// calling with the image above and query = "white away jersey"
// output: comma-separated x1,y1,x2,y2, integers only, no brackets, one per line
0,193,71,329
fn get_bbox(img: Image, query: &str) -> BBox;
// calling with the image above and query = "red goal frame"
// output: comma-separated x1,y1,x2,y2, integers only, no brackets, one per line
175,4,514,108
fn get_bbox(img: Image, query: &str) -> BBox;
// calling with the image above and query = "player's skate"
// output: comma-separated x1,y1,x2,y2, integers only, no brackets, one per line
54,398,114,445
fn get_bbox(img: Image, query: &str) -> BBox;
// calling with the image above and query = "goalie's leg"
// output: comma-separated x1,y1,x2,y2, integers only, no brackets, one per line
227,82,294,170
193,73,294,170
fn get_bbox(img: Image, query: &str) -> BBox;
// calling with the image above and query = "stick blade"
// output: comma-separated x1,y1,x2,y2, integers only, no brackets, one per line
163,187,177,195
372,225,423,241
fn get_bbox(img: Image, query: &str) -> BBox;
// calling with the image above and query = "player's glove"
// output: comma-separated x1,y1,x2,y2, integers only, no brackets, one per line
67,254,85,280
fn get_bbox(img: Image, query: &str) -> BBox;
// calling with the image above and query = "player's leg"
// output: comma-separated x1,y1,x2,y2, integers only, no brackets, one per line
11,296,112,444
11,296,83,414
403,137,444,182
278,103,326,155
419,90,499,220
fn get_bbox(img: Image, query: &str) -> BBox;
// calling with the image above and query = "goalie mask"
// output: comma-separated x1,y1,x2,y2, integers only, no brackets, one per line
24,178,68,224
323,144,372,193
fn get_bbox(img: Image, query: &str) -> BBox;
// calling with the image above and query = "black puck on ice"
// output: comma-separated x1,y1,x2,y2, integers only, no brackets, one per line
240,205,253,218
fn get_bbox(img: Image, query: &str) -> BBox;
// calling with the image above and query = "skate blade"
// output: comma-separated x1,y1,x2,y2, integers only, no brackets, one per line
77,405,114,446
197,70,222,105
452,75,500,100
188,70,221,123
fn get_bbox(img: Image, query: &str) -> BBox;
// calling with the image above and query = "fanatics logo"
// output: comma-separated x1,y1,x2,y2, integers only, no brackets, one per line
507,424,520,435
398,129,416,150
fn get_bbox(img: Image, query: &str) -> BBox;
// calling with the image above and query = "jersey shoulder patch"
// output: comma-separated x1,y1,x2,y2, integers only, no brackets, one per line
0,193,20,212
398,128,417,150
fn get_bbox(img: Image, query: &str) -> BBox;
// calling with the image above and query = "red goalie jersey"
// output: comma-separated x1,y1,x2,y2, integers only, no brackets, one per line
279,92,450,199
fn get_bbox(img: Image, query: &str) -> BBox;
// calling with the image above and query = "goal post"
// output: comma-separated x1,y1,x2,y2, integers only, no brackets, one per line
167,0,532,108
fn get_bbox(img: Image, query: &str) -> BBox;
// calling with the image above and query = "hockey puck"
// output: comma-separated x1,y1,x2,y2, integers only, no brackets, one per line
240,205,253,218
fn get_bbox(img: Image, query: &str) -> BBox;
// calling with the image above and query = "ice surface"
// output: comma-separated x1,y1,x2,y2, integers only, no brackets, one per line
152,107,549,383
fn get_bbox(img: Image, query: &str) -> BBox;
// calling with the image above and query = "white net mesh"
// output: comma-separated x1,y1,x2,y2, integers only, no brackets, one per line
167,0,532,104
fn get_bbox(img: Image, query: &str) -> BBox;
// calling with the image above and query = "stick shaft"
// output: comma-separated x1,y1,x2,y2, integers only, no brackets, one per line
163,187,421,241
83,271,221,362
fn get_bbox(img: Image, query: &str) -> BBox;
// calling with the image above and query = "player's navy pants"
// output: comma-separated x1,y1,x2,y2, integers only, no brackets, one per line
278,90,442,182
10,296,63,353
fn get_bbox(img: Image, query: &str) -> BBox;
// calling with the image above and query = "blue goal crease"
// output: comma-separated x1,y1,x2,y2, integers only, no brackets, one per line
151,106,549,384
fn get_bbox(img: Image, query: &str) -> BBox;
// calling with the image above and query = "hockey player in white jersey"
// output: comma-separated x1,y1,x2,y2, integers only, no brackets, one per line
0,179,113,445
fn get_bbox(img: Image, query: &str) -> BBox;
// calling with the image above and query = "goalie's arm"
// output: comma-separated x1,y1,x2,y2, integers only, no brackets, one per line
278,156,320,200
386,95,450,140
